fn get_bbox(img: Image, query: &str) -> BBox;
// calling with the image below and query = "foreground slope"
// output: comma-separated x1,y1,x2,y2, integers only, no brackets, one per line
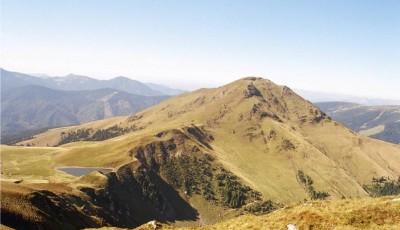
2,77,400,229
133,196,400,230
317,101,400,144
184,196,400,230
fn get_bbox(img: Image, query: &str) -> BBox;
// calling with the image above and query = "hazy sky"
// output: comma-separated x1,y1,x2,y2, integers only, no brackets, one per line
1,0,399,99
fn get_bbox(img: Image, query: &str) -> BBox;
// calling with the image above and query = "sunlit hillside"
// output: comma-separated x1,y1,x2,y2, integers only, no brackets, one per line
2,78,400,229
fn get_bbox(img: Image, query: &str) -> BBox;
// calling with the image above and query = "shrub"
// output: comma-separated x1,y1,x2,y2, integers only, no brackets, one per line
58,128,92,145
297,170,330,200
243,200,280,215
282,139,295,150
216,170,261,208
363,176,400,197
160,154,261,208
58,125,138,145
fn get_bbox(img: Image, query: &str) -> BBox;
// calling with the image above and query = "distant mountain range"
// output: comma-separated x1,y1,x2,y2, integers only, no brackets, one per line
1,68,184,96
0,68,181,143
1,85,167,143
316,102,400,144
295,89,400,106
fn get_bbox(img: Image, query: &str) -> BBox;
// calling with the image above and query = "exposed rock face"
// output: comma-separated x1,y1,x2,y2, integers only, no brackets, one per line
250,103,282,122
244,83,263,98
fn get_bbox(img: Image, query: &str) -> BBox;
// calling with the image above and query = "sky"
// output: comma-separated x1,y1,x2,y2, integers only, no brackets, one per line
1,0,399,99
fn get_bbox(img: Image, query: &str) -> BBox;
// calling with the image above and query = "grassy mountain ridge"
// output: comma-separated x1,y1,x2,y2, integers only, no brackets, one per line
2,77,400,229
16,77,400,201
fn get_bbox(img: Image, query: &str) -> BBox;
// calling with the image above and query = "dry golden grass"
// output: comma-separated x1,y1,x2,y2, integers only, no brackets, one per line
95,197,400,230
1,182,46,225
0,145,70,181
197,196,400,230
1,181,96,229
0,224,15,230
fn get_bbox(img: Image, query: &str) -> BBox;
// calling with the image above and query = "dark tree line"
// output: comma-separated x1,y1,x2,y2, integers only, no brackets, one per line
160,153,263,209
364,176,400,197
297,170,330,200
58,125,138,145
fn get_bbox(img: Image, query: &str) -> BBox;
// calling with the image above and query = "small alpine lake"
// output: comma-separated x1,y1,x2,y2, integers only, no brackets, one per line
57,166,112,176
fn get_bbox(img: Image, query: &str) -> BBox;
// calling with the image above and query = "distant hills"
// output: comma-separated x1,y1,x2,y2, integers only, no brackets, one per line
0,68,182,143
1,68,184,96
1,85,167,143
295,89,400,106
145,82,185,96
316,101,400,144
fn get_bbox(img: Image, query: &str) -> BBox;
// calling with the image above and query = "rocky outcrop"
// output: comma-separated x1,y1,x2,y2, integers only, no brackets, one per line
244,83,263,98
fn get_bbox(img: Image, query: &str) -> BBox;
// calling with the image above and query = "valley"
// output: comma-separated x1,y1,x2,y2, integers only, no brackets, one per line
0,69,181,144
317,102,400,144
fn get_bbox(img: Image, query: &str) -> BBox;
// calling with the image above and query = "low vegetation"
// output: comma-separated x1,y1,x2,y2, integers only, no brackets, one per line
58,128,91,145
134,167,164,208
281,139,295,150
160,154,262,209
58,125,139,145
161,154,214,198
364,176,400,197
216,169,262,208
242,200,280,215
297,170,330,200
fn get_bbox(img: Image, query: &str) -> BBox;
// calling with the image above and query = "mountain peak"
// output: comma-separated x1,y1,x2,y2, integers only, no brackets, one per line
121,77,327,130
63,73,93,80
240,76,265,81
226,76,280,91
223,77,298,103
113,76,132,81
